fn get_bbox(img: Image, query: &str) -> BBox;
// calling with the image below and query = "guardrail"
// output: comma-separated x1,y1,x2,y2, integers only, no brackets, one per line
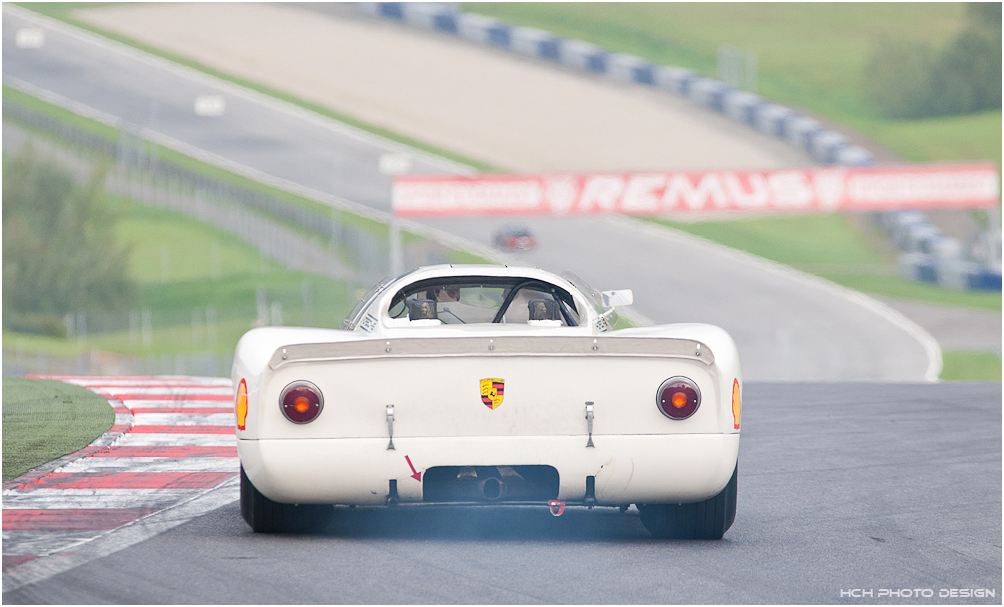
359,2,1001,292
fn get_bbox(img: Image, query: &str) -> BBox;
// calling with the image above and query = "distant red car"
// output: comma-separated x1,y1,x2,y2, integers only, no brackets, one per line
493,223,537,251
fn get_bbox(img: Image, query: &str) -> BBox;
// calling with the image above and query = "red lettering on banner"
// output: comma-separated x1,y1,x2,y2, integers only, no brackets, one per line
392,162,999,217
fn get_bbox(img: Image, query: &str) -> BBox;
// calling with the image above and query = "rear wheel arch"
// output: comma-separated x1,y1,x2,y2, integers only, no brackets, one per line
638,463,738,539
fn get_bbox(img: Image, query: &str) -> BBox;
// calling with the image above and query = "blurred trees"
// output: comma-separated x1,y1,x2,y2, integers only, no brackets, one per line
2,149,136,336
865,2,1001,119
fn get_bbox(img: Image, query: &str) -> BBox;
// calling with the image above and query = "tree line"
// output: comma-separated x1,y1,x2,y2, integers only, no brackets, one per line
3,148,136,337
865,3,1002,119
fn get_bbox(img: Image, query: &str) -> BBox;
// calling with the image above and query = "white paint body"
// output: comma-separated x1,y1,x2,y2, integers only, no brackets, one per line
234,265,743,507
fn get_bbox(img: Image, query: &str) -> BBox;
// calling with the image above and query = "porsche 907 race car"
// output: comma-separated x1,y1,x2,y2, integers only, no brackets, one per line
492,222,537,251
233,265,742,538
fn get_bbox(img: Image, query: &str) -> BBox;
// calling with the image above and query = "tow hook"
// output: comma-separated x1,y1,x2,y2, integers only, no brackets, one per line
548,500,565,517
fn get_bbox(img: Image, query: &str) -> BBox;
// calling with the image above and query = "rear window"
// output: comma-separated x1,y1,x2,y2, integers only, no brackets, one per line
388,277,579,326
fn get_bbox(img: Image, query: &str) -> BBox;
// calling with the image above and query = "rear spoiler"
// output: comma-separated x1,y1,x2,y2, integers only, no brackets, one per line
268,335,714,370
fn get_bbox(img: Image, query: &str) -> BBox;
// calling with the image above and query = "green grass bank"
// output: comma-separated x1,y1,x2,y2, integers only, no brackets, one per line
2,376,114,481
654,214,1001,311
939,351,1002,381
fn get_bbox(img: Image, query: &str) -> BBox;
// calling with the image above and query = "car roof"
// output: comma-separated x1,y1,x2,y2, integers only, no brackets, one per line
391,264,570,288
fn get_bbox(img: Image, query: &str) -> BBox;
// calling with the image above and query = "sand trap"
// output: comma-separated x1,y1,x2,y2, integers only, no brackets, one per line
76,2,813,173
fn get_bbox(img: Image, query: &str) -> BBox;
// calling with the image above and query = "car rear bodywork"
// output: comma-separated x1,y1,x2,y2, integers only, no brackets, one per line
233,265,743,537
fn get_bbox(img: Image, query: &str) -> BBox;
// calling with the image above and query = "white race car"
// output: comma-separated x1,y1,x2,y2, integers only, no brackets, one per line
233,265,742,538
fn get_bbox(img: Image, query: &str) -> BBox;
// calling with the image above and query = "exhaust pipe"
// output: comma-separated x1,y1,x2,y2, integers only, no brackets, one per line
479,477,503,500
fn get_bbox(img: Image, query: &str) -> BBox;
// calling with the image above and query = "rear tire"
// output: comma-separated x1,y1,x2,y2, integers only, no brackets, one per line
639,464,737,540
240,465,329,533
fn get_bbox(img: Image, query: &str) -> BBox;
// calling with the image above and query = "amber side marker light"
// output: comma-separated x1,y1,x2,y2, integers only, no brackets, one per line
236,379,248,431
657,377,701,420
280,381,323,423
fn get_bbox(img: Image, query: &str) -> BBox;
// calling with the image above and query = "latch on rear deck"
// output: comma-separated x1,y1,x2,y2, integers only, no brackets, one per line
386,404,395,450
585,402,595,448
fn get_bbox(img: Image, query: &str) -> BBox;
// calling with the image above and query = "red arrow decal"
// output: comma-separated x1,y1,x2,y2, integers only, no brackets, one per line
404,455,421,482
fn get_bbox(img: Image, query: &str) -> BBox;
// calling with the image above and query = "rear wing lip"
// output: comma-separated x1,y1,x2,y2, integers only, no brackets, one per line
268,336,715,370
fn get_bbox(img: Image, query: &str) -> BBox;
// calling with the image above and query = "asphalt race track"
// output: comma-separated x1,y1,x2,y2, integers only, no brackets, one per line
4,383,1000,604
2,5,1000,604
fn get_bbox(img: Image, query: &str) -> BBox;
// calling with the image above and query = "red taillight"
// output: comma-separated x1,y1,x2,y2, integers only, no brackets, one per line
280,381,323,424
657,377,701,420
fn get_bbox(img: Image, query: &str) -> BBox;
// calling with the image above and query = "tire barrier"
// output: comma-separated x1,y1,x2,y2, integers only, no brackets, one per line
357,2,875,166
359,2,1001,291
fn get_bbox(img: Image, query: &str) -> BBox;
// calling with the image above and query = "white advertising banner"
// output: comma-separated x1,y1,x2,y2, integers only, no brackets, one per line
393,163,1000,217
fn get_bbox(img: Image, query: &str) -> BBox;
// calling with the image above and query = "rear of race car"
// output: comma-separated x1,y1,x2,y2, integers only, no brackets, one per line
234,325,742,536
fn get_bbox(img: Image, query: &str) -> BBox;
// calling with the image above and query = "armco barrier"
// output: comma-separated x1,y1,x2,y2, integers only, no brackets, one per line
358,2,1001,291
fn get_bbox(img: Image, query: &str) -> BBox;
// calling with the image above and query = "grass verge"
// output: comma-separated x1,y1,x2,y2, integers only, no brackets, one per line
2,376,114,481
655,215,1002,311
939,351,1002,381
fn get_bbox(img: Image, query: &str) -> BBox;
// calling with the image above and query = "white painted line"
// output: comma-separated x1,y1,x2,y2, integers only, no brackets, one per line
15,27,45,48
98,387,234,396
2,477,240,592
608,215,943,382
113,434,236,447
132,413,235,426
1,489,206,510
379,153,413,175
3,76,124,129
194,94,226,116
63,378,233,387
57,458,239,474
122,399,233,409
2,531,102,556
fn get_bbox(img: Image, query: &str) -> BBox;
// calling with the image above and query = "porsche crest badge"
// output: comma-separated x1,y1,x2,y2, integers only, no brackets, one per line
480,378,505,410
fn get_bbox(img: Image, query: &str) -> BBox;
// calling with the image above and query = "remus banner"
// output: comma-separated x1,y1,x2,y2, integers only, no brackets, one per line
393,162,1000,217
